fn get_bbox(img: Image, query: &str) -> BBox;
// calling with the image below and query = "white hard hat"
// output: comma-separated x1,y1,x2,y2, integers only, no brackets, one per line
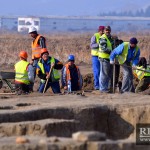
28,26,37,33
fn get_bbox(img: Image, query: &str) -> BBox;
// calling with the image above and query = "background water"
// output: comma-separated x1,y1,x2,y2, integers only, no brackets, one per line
1,17,150,33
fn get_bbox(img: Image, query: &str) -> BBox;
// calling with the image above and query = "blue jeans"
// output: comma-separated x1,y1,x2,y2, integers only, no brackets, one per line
38,81,61,93
99,58,112,92
121,62,135,93
92,56,100,89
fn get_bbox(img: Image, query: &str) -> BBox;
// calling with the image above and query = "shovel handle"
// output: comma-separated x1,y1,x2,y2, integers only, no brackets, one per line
113,63,116,93
43,66,53,93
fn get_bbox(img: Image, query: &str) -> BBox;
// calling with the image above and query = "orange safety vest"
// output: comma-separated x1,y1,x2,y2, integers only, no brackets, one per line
32,35,43,59
65,64,80,86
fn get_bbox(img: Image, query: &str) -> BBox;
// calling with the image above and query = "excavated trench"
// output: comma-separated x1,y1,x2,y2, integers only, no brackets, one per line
0,106,130,138
0,93,150,150
0,93,149,141
0,72,150,148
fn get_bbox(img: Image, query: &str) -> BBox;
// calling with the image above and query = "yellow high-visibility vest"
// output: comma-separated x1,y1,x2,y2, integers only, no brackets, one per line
98,34,112,59
118,42,139,65
38,57,60,83
15,60,30,84
134,66,150,80
91,33,100,56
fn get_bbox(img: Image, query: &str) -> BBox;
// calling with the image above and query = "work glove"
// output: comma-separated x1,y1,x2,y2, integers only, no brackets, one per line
110,60,114,65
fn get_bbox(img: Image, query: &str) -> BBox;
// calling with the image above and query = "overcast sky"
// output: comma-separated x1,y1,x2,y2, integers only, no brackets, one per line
0,0,150,16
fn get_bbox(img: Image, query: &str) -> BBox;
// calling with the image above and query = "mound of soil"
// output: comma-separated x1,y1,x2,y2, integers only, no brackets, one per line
82,73,94,91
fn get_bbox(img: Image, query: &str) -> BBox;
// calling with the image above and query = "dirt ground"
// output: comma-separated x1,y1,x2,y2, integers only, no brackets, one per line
0,64,150,95
0,64,94,93
0,64,150,150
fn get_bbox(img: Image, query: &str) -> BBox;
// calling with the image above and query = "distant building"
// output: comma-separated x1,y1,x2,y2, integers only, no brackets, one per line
18,17,40,32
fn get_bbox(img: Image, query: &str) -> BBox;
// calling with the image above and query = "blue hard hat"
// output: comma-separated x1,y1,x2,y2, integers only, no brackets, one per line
68,55,75,61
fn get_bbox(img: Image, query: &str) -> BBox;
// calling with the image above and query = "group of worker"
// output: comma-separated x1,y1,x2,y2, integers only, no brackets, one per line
14,25,150,95
91,25,150,93
14,26,82,94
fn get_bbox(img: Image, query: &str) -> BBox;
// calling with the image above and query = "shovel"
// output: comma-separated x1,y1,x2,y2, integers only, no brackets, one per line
112,59,116,93
43,65,54,93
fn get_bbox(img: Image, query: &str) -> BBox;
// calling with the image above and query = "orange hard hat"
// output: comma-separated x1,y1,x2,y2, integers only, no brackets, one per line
19,51,28,59
41,48,49,56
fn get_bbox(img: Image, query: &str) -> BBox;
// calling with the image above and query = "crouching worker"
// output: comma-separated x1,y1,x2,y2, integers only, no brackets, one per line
134,57,150,93
36,48,63,93
61,55,82,92
15,51,34,94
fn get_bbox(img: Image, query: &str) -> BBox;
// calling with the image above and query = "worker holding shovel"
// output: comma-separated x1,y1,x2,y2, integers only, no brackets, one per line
110,37,140,93
36,48,63,93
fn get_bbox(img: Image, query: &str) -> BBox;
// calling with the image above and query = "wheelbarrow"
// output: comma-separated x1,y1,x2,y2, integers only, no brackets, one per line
0,71,16,93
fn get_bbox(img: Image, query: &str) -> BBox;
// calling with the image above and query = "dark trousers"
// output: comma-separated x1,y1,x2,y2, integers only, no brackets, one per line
38,81,61,93
121,62,135,93
30,59,39,91
99,58,113,92
135,77,150,93
15,83,30,94
33,59,39,78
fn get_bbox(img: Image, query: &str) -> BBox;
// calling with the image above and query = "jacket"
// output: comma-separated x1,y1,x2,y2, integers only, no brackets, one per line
98,34,113,59
15,60,34,84
61,64,82,91
32,34,46,60
90,33,100,56
110,42,140,66
134,66,150,80
36,56,63,82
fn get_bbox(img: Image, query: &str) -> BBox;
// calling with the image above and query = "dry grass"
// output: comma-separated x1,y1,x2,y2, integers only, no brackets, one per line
0,32,150,67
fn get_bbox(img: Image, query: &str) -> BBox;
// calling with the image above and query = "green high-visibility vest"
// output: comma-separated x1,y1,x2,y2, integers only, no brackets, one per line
15,60,30,84
144,66,150,77
38,57,60,83
118,42,139,65
91,33,100,56
134,66,145,80
98,34,112,59
134,66,150,80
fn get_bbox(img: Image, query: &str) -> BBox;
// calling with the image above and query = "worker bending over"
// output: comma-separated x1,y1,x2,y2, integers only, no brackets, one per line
36,48,63,93
15,51,34,94
110,37,140,93
61,55,82,92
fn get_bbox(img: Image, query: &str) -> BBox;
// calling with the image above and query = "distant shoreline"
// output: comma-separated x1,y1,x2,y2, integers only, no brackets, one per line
1,15,150,21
